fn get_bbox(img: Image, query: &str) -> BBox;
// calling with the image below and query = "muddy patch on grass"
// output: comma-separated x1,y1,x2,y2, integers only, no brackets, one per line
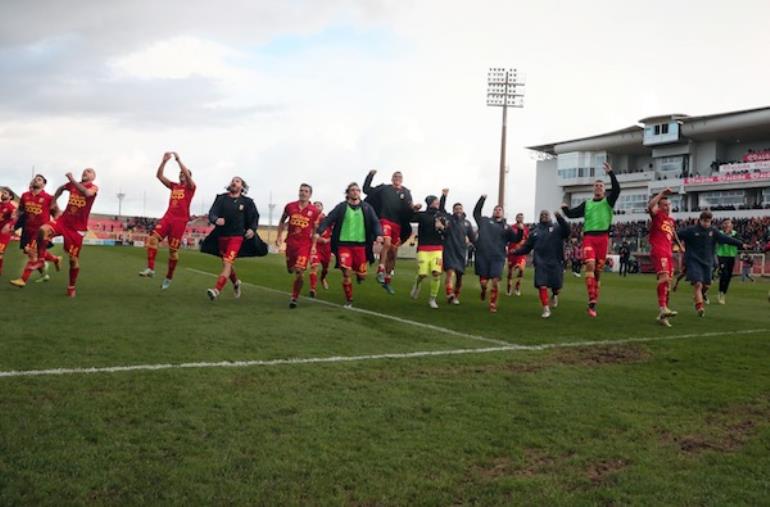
585,458,630,484
550,344,651,367
473,448,572,480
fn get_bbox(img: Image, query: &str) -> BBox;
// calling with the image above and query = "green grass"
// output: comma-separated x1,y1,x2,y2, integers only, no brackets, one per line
1,245,769,505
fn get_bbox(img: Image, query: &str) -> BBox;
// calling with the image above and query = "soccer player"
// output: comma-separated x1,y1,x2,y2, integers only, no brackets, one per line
506,212,529,296
275,183,320,308
316,182,382,308
442,199,476,305
561,161,621,318
510,210,571,318
363,169,416,294
35,169,99,297
139,152,196,289
10,175,60,288
200,177,263,301
309,201,332,295
648,188,682,327
0,187,18,276
716,219,739,304
677,211,747,317
409,189,449,309
473,194,518,313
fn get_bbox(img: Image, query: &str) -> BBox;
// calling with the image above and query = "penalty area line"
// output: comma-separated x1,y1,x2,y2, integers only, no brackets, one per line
0,329,765,379
186,267,510,347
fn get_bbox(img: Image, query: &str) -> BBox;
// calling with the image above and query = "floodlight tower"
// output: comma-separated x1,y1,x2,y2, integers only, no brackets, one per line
117,192,126,218
487,68,525,208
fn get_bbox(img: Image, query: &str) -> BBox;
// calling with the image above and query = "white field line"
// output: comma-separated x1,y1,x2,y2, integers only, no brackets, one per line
186,267,510,347
0,329,766,379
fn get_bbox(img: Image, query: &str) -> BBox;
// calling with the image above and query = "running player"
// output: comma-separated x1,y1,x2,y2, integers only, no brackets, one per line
139,152,196,289
409,189,449,309
473,194,518,313
716,219,739,304
10,175,60,288
36,169,99,297
0,187,18,276
316,182,382,308
442,199,476,305
648,188,682,327
309,201,332,295
506,212,529,296
275,183,320,309
363,169,416,294
561,161,621,318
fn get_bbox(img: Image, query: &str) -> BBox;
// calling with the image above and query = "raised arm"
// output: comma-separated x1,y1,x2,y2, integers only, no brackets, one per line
605,163,620,207
561,201,585,219
156,152,173,189
555,212,571,238
65,172,97,197
473,195,486,224
439,188,448,213
363,170,377,195
647,187,671,217
511,230,536,256
173,152,195,189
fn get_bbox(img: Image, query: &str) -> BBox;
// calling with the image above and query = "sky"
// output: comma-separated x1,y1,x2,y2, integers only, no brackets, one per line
2,0,770,223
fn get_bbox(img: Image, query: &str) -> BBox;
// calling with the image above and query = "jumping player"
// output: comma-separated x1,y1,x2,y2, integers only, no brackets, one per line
506,212,529,296
275,183,320,308
139,152,196,289
309,201,332,295
363,169,416,294
442,199,476,305
473,194,517,313
561,161,621,318
648,188,682,327
37,169,99,297
409,189,449,309
0,187,18,276
316,182,382,308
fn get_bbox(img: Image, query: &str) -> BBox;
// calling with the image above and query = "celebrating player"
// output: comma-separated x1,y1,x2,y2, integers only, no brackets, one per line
409,189,449,309
139,152,196,289
275,183,320,309
716,219,740,304
309,201,332,295
677,211,747,317
510,210,570,318
506,212,529,296
443,200,476,305
473,194,518,313
0,187,18,276
648,188,682,327
561,161,621,318
200,177,265,301
316,182,382,308
363,169,416,294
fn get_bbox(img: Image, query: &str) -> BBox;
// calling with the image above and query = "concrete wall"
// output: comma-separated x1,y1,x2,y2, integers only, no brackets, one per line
724,140,770,161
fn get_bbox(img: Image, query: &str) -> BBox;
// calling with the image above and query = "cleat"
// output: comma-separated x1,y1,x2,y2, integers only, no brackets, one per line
343,301,353,309
289,298,298,309
506,285,513,296
447,294,455,304
383,283,395,295
321,278,329,290
35,274,51,283
489,303,497,314
480,286,487,301
515,288,521,297
207,288,220,301
138,268,155,278
452,297,461,305
428,298,438,309
410,284,420,300
66,286,76,298
718,293,725,305
161,278,172,290
309,289,316,298
587,306,598,318
573,272,581,278
550,295,559,308
9,278,26,288
697,307,705,317
658,317,672,328
376,271,385,284
233,280,242,299
703,294,710,305
662,307,678,318
542,306,551,319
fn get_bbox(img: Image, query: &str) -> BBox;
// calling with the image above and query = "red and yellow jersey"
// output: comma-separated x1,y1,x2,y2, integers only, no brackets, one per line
60,181,98,231
507,223,529,255
649,210,675,257
317,213,332,240
283,200,320,245
0,200,16,229
162,182,196,222
20,190,54,229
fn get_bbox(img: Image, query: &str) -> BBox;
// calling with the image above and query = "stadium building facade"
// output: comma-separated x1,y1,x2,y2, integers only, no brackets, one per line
529,106,770,222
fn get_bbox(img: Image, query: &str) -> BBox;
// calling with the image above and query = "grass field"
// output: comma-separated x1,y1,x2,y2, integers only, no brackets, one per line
1,245,769,505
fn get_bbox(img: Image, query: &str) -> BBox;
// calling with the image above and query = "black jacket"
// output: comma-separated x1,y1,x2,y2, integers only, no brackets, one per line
200,193,267,258
678,224,742,268
363,172,413,244
411,194,449,248
512,214,571,267
317,200,382,267
473,196,517,260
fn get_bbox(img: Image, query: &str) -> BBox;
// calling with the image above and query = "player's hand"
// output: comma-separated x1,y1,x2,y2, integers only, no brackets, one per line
603,161,613,173
215,218,225,226
481,194,487,199
172,152,180,161
274,237,281,247
442,188,449,196
554,211,562,218
413,203,422,210
369,169,377,176
662,187,673,195
245,229,255,240
65,172,75,182
162,152,172,162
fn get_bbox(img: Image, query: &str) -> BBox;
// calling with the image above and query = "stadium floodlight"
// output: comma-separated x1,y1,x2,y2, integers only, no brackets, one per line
487,67,525,208
117,192,126,218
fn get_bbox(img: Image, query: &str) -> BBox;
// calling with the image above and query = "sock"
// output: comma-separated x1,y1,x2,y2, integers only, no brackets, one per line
21,263,34,282
430,276,440,298
657,281,668,308
377,264,385,274
166,259,178,280
215,275,227,291
480,277,488,286
695,301,704,311
343,280,353,301
445,275,454,296
310,271,318,291
147,247,158,270
539,287,549,307
292,277,303,299
490,285,499,307
586,276,598,303
229,269,238,285
384,274,392,284
69,267,80,287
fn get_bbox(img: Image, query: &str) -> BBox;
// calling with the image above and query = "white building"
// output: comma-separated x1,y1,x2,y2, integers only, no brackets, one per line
528,106,770,222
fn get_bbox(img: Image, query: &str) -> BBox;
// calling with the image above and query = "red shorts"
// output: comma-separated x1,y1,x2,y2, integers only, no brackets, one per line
22,225,41,252
380,219,401,247
285,241,312,272
0,232,10,254
337,245,367,275
582,234,609,268
312,244,332,267
153,219,187,249
651,254,674,277
218,236,243,264
508,255,527,271
49,221,85,258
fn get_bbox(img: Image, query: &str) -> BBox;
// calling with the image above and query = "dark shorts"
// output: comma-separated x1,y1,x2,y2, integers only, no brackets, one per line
534,263,564,290
685,259,711,284
475,255,505,279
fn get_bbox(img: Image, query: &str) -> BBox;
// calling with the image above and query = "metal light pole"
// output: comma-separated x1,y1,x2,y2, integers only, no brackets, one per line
117,192,126,218
268,191,276,227
487,68,525,208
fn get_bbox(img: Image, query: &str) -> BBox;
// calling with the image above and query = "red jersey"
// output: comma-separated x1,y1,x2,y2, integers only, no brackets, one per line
317,213,332,241
0,200,16,229
60,181,98,231
283,201,320,245
20,190,54,229
507,223,529,255
649,210,675,257
162,183,196,222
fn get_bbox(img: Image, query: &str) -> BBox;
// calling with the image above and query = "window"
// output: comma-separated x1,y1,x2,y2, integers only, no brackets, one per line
654,125,660,135
699,190,746,208
557,151,606,181
616,193,648,213
661,123,669,134
762,187,770,204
